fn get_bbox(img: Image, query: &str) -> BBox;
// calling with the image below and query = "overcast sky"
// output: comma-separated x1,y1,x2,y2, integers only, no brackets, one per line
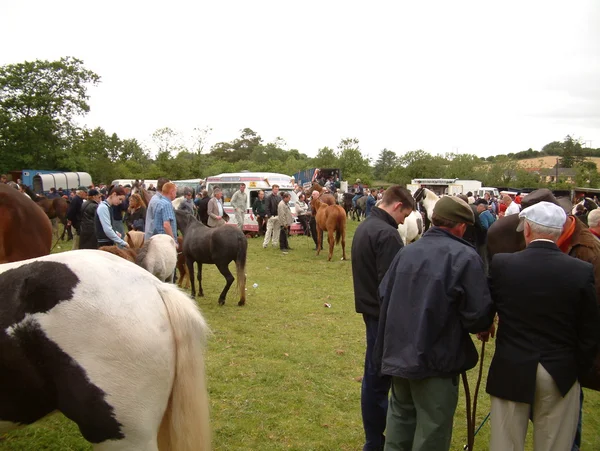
2,1,599,161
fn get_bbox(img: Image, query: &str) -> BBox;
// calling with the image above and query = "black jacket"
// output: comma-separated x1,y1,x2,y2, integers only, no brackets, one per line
265,193,282,217
80,200,99,234
351,207,403,318
487,241,600,403
66,195,84,231
198,197,211,225
376,227,494,379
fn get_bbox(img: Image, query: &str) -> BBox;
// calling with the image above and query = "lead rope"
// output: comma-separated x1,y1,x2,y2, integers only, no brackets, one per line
462,340,486,451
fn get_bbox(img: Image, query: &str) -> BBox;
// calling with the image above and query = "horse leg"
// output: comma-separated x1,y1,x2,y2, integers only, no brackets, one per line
216,263,235,306
196,263,204,298
341,225,347,261
327,225,335,261
187,258,197,297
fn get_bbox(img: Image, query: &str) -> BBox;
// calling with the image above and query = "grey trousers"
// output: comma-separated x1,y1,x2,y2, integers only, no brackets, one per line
385,375,458,451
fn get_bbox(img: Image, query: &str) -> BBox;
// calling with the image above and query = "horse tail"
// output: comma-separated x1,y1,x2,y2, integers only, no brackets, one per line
236,232,248,305
157,284,211,451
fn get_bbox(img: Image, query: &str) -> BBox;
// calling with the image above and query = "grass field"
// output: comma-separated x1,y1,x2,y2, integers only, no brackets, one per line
1,221,599,450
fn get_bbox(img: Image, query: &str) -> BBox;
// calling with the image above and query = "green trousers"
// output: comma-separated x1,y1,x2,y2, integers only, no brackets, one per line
384,375,458,451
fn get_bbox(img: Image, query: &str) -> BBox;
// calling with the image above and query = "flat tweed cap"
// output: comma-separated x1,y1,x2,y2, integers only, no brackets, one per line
433,196,475,225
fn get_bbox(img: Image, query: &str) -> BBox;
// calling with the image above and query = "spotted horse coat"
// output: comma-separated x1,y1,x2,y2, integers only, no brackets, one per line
0,250,211,450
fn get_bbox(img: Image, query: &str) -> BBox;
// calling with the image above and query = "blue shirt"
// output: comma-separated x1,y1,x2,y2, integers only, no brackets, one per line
479,209,496,231
144,192,163,240
152,195,177,240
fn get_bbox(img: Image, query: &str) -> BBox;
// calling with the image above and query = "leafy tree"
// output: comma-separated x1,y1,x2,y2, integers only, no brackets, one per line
0,57,100,172
443,153,480,179
311,146,338,168
336,138,372,184
373,148,398,180
398,150,446,179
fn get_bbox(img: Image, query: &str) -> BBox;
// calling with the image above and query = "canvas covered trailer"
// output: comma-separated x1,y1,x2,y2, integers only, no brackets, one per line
33,172,92,194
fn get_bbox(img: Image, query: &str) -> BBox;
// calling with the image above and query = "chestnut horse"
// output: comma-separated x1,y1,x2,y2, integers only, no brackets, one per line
308,182,336,207
21,185,72,241
314,197,347,261
0,183,53,263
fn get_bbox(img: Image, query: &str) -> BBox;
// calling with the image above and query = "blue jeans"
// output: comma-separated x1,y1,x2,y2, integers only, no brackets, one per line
362,314,391,451
353,194,363,208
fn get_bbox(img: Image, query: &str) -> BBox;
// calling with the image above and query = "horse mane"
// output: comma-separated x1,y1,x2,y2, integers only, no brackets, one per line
98,245,138,263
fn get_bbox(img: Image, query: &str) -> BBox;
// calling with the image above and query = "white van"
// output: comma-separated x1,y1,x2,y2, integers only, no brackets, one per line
476,187,500,198
204,172,302,235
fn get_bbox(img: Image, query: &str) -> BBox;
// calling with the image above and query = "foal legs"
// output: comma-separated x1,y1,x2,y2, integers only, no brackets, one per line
187,258,204,297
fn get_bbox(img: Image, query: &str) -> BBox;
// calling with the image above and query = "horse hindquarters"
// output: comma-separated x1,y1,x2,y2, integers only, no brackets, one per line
156,284,210,451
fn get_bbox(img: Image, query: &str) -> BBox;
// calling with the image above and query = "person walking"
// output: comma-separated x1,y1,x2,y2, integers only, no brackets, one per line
230,183,248,231
375,196,494,451
144,177,170,240
351,186,415,451
487,202,600,451
277,192,294,251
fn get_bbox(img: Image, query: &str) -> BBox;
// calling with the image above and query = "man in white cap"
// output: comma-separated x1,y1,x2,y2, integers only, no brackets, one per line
487,201,600,451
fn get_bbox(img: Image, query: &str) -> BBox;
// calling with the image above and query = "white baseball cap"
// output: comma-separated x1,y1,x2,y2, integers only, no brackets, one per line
516,201,567,232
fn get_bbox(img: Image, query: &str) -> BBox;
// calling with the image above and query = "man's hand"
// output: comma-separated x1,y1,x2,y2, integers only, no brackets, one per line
477,322,496,342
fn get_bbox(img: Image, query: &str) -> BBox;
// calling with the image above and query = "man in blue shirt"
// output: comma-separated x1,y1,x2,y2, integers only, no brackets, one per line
475,198,495,274
144,177,170,240
151,182,177,242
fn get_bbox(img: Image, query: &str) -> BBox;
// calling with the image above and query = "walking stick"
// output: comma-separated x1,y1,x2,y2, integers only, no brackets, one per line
462,340,487,451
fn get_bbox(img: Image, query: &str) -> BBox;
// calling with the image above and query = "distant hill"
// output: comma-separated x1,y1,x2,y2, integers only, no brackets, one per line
515,156,600,171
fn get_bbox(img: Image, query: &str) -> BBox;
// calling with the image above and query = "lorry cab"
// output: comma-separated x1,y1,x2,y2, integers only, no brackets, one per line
477,187,500,198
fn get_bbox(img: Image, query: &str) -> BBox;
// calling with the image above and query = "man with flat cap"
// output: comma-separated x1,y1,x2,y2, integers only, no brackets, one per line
487,201,600,451
375,196,495,451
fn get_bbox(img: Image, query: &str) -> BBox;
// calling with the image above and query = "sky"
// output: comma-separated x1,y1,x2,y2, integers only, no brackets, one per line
1,1,599,162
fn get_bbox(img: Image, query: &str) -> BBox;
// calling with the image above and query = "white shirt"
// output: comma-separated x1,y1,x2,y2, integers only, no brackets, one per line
505,201,521,216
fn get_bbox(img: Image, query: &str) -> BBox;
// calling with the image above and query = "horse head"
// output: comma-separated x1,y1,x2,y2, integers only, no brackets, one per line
175,210,199,235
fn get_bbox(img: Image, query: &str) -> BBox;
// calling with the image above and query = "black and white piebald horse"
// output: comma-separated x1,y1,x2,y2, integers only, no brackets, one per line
413,187,439,231
0,250,210,450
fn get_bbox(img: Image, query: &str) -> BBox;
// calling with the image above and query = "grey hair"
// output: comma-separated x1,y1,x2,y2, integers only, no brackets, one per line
525,218,562,240
588,209,600,228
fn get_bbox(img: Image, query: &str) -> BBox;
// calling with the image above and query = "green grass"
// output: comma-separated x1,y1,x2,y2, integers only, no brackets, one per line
1,222,599,450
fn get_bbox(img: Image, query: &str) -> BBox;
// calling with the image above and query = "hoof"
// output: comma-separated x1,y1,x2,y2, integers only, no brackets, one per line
218,299,225,306
238,300,246,306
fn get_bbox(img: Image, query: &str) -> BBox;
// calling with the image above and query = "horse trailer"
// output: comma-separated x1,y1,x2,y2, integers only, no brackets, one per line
32,171,92,194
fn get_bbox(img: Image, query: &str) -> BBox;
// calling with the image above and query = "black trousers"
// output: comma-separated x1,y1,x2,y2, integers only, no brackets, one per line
297,215,310,235
279,226,289,250
309,216,318,247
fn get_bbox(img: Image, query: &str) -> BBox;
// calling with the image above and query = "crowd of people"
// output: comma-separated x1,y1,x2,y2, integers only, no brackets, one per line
352,186,600,451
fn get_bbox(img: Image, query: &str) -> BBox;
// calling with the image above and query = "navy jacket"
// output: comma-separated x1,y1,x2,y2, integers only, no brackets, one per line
487,241,600,403
375,227,494,379
351,207,403,318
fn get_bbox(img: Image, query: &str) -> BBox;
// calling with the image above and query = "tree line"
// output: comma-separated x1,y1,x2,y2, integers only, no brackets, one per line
1,57,598,189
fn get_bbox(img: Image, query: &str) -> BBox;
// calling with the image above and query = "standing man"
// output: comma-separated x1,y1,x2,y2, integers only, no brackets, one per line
487,202,600,450
66,186,88,249
197,190,211,225
376,196,494,451
178,189,195,215
351,186,414,451
588,209,600,239
0,174,7,184
151,182,177,242
263,184,282,248
79,189,101,249
474,198,495,274
277,192,293,251
503,195,521,216
207,188,227,227
309,190,320,250
252,190,267,235
230,183,248,231
144,177,170,240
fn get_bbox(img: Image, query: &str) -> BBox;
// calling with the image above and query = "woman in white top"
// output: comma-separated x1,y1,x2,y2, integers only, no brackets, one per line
295,193,310,236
